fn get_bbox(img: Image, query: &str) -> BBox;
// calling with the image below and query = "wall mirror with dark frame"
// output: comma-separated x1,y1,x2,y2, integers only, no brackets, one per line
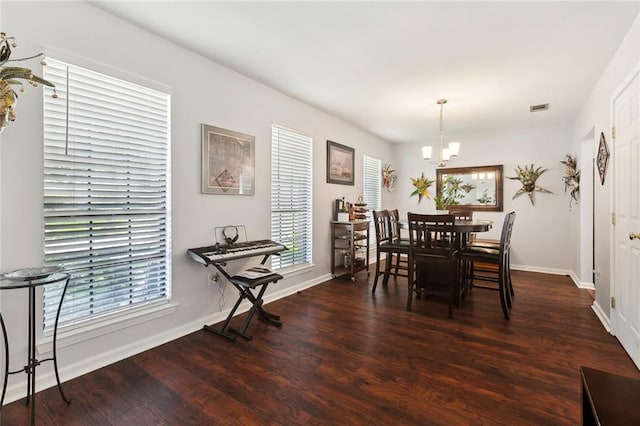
436,165,504,212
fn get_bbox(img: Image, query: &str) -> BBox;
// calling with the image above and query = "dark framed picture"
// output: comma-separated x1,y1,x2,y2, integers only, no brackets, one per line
596,131,610,186
201,124,255,195
326,140,355,185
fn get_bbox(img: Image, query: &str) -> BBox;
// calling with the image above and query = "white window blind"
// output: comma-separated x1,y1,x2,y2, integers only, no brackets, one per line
271,125,312,269
363,155,382,246
363,155,382,212
42,58,171,331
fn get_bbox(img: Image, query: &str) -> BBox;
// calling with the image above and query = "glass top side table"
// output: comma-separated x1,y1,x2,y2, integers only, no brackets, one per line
0,267,72,425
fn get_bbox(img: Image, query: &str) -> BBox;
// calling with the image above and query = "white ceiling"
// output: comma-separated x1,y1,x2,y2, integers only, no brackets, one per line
91,1,640,144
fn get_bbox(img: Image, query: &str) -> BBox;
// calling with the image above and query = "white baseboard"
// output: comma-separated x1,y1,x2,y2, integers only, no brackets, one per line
591,300,612,334
2,272,330,405
577,280,595,290
511,263,572,277
510,264,595,291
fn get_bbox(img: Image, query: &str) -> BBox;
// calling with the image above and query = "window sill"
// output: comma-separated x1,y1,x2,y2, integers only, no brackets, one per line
274,263,316,279
37,301,179,354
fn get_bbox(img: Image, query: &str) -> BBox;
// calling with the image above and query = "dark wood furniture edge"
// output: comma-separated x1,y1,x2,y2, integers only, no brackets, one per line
581,365,640,425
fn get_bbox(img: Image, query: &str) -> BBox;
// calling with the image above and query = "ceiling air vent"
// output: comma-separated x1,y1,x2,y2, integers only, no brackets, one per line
530,103,550,112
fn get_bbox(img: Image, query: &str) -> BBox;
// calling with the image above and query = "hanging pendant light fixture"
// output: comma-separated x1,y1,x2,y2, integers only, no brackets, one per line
422,98,460,168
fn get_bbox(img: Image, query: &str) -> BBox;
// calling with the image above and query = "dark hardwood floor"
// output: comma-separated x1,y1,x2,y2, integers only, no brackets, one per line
3,269,638,425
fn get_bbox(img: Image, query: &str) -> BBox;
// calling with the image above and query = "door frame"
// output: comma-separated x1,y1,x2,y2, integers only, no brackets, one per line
579,137,595,289
609,61,640,339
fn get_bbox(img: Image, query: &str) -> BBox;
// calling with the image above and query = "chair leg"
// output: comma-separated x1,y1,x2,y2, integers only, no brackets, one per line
393,252,401,277
498,265,510,320
372,250,382,293
458,257,469,301
448,259,457,318
382,252,392,286
507,250,515,298
406,261,413,311
502,259,513,309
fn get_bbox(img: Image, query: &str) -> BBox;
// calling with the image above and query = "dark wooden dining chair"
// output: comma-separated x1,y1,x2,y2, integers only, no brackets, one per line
371,210,409,293
449,209,473,290
467,212,515,301
457,211,516,319
406,213,459,317
389,208,409,275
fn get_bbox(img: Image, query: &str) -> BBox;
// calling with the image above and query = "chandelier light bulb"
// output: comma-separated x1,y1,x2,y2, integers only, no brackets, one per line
448,142,460,156
422,146,432,160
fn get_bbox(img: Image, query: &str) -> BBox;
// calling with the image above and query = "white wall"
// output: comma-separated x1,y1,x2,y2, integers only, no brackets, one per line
0,2,392,402
572,11,640,322
387,123,575,273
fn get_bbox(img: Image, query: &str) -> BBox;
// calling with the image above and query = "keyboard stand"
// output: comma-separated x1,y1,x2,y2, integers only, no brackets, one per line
187,240,287,341
204,271,283,341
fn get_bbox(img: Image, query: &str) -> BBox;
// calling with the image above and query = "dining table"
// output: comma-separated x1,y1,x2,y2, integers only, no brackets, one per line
399,218,493,245
399,217,493,293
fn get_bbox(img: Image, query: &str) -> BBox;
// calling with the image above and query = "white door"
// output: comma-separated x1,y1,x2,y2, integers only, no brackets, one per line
612,65,640,369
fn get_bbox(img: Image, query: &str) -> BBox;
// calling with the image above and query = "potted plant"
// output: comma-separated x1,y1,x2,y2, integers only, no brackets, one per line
434,176,464,211
0,32,57,133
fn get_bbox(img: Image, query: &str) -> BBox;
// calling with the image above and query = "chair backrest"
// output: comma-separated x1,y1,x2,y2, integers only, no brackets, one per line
407,213,455,257
448,209,473,221
372,210,392,245
389,209,402,240
499,211,516,256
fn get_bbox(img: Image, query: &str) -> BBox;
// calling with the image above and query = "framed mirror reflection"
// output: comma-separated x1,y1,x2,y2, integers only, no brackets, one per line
436,165,504,212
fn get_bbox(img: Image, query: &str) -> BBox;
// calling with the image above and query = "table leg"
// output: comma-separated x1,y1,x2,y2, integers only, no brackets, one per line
52,278,71,403
28,286,36,426
0,311,8,406
0,273,71,425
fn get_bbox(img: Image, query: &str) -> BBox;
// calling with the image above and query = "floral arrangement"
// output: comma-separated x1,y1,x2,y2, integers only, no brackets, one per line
409,172,434,203
0,32,56,133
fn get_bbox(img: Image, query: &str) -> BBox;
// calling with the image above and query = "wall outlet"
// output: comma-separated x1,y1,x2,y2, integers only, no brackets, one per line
208,272,220,286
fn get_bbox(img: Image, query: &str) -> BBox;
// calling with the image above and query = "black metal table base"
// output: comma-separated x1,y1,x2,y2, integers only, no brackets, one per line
0,273,72,426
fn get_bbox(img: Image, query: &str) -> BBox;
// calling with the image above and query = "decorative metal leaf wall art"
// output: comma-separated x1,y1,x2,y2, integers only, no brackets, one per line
507,164,552,205
382,163,397,192
560,154,580,208
409,172,434,203
596,132,609,185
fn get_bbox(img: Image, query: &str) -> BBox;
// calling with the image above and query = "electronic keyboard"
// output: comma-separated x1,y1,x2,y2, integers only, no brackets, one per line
187,240,287,266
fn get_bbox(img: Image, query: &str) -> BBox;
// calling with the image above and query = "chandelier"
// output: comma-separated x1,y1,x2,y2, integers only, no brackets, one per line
422,98,460,168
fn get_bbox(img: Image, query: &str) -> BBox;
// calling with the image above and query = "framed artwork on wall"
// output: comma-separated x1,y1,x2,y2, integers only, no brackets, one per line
326,140,355,185
596,131,609,185
201,124,255,195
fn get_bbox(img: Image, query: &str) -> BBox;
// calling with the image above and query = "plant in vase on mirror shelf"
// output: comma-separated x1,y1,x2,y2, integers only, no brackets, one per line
434,175,464,210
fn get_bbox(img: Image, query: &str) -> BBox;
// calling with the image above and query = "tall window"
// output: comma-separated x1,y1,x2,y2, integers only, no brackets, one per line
363,155,382,245
42,58,171,331
270,125,313,269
